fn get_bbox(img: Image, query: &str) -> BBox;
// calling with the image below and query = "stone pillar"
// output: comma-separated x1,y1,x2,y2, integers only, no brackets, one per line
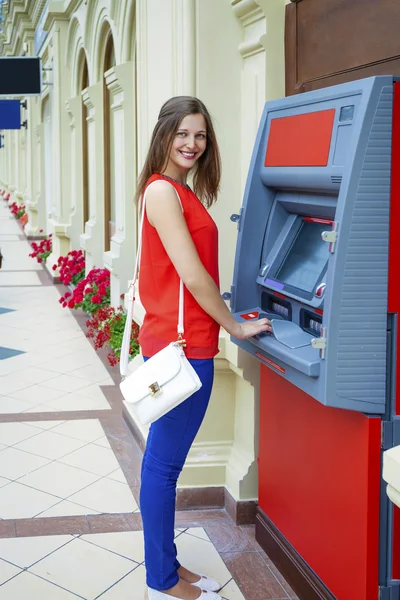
65,96,85,251
80,82,105,272
104,63,138,307
43,22,73,270
16,125,26,206
25,97,44,237
35,122,48,233
231,0,267,191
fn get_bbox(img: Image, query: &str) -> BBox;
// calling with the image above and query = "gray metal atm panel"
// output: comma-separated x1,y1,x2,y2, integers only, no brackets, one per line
230,76,393,414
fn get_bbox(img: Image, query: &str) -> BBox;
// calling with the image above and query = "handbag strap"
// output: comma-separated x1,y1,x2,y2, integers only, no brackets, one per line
120,181,185,377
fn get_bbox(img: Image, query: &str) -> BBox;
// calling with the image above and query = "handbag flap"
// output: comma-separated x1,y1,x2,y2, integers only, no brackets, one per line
120,343,183,403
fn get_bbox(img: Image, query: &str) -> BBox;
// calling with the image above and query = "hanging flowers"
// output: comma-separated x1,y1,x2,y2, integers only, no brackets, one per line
53,249,86,286
29,231,53,263
85,305,139,366
59,267,111,315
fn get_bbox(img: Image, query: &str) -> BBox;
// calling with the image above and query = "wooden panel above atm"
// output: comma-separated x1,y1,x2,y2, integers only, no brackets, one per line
285,0,400,96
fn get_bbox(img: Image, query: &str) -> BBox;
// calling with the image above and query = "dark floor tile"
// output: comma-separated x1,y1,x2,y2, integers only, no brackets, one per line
262,558,299,599
15,516,90,537
0,520,16,538
87,512,143,533
175,509,229,527
221,551,289,600
204,520,255,553
240,524,274,556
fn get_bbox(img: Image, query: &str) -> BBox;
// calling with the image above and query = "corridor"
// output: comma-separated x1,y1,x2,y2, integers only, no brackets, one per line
0,201,297,599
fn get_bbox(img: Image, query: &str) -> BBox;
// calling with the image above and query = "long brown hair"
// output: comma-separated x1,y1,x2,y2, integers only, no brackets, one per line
135,96,221,207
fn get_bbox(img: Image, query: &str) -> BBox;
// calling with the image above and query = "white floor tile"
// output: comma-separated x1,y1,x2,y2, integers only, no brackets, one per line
74,383,110,401
97,565,146,599
80,531,144,563
18,461,100,498
50,419,105,442
0,558,22,584
39,374,95,393
45,393,111,412
0,422,41,446
68,477,138,514
106,468,128,484
30,537,135,599
94,436,112,449
175,532,232,590
39,352,94,375
0,396,33,413
185,528,212,542
10,385,67,404
0,272,41,286
0,447,50,479
0,535,73,569
69,364,111,383
219,578,246,600
58,443,121,477
23,404,62,413
0,571,79,599
0,481,60,519
14,430,88,460
36,499,101,518
26,420,66,431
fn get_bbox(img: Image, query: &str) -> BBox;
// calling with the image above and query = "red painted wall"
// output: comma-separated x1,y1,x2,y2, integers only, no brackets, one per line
259,365,381,600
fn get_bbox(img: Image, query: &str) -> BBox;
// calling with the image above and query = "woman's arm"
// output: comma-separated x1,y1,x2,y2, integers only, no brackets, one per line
145,180,271,339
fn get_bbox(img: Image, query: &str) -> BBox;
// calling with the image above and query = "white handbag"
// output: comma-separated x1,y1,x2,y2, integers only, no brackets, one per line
119,184,202,426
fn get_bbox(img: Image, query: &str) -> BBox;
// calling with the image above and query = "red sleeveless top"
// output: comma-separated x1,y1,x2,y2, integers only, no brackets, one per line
138,174,220,359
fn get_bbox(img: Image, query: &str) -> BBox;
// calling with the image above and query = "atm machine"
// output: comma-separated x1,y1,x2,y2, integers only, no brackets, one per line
230,76,400,600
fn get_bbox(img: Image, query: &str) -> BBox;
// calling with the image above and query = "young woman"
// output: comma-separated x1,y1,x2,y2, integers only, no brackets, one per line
137,96,271,600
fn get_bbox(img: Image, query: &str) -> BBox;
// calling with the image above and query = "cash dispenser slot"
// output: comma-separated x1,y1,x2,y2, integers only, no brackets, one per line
261,292,291,320
301,309,323,337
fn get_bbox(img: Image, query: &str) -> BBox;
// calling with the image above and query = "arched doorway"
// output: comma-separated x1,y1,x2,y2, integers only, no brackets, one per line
102,31,116,252
79,54,89,228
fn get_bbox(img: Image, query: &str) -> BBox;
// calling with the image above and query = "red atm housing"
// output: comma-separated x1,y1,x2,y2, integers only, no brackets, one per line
255,83,400,600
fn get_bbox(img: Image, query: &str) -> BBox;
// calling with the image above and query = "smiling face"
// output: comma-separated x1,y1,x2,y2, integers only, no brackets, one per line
164,113,207,181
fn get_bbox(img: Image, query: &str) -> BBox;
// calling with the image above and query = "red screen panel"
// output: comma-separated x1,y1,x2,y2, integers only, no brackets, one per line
265,109,336,167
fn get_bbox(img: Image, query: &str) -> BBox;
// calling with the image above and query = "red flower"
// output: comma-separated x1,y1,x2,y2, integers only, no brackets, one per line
37,257,43,263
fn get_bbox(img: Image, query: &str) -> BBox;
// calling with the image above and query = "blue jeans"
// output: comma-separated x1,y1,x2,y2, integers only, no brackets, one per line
140,357,214,591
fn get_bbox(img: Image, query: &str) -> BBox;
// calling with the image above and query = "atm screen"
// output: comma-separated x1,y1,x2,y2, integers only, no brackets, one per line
276,221,330,293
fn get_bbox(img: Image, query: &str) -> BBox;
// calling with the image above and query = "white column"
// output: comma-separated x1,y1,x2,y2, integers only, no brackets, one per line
25,96,44,236
104,63,138,307
65,96,85,251
136,0,197,170
80,82,105,273
231,0,267,191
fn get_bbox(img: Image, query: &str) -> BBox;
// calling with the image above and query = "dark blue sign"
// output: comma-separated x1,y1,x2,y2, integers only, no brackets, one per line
0,100,20,129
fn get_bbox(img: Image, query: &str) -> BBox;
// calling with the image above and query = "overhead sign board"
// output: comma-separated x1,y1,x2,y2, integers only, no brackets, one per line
0,100,21,129
0,57,42,96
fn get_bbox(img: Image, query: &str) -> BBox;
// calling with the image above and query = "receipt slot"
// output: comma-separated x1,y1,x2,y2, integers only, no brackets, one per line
230,76,400,600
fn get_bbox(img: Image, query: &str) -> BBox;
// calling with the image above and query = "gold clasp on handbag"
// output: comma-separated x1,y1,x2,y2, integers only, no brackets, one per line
177,333,186,347
149,382,161,396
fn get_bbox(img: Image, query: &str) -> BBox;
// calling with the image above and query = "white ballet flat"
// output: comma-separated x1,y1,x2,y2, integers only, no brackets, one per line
147,587,221,600
192,574,222,593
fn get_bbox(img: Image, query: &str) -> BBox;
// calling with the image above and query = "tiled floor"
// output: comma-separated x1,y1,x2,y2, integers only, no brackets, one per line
0,200,298,599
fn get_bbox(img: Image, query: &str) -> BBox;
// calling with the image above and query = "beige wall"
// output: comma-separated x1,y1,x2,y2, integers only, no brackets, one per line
0,0,288,501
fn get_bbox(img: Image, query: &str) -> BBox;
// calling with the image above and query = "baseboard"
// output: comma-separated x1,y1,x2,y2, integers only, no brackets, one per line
255,509,337,600
122,402,257,524
42,260,60,284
